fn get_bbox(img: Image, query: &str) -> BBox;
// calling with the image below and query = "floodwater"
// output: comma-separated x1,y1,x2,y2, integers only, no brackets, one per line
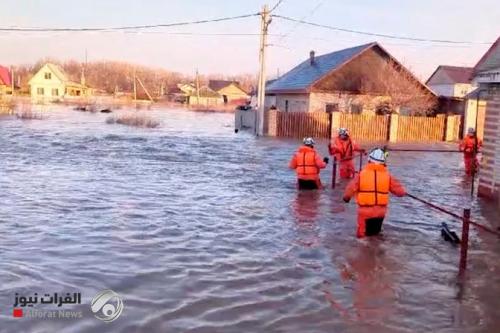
1,107,499,333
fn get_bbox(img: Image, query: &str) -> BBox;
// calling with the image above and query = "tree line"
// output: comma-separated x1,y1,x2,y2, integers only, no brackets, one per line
12,59,257,97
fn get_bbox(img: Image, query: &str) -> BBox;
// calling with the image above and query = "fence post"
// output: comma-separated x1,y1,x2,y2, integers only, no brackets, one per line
332,112,340,134
331,156,337,189
359,152,363,172
389,114,399,143
459,208,471,277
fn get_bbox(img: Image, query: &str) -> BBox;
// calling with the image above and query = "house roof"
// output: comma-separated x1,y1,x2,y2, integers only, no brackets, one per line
209,80,238,91
0,65,11,86
45,63,69,82
208,80,248,94
187,86,220,98
28,63,70,85
473,36,500,74
266,43,376,93
426,65,474,85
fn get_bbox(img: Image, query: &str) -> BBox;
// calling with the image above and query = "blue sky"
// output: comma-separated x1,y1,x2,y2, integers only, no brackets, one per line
1,0,499,80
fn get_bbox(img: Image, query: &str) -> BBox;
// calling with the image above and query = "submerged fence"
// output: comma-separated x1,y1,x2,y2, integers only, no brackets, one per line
265,110,462,142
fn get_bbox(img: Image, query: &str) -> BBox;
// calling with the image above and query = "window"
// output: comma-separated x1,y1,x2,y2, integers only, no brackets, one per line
285,100,289,112
350,103,363,114
51,88,59,96
325,103,339,113
37,87,44,95
44,72,52,80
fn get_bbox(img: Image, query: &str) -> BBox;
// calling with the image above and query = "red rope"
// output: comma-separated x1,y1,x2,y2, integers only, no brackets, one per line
407,193,500,237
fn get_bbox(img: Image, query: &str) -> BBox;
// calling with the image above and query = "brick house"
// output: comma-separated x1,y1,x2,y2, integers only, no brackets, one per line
265,42,435,115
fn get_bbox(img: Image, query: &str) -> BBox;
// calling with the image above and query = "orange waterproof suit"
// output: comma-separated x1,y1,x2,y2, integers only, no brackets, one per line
343,163,406,238
459,135,482,176
329,137,361,179
289,145,327,189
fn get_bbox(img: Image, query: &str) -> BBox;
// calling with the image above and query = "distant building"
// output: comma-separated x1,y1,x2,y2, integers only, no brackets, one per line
0,65,12,96
471,36,500,204
208,80,249,104
187,86,223,106
28,63,91,102
426,66,476,130
265,42,435,115
426,66,475,98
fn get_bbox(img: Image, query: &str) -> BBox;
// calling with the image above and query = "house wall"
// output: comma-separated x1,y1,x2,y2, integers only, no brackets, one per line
275,94,309,112
217,84,248,102
30,83,65,102
29,65,65,102
464,98,487,140
453,83,474,98
478,85,500,202
428,84,455,97
309,92,391,114
188,96,223,106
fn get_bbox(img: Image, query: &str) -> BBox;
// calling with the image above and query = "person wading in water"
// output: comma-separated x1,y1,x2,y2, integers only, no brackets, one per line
459,127,482,176
329,128,363,179
289,137,329,190
342,148,406,238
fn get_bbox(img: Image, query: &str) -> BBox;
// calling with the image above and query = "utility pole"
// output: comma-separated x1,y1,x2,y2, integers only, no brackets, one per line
256,4,271,136
195,69,200,105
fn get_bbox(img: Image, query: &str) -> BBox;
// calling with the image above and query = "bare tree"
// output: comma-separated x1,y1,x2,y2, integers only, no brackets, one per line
314,50,437,115
360,58,437,115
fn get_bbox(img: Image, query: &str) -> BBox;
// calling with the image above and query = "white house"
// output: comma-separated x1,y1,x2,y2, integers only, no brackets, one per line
29,63,91,102
426,66,475,98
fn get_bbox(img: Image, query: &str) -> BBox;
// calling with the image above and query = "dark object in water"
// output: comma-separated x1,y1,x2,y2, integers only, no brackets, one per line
234,128,239,133
441,222,461,244
100,109,112,113
74,106,87,111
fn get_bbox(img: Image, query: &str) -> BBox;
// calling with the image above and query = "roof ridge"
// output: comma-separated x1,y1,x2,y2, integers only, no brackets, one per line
313,42,377,60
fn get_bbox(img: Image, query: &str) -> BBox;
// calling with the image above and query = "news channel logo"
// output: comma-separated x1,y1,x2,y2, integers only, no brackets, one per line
90,290,124,322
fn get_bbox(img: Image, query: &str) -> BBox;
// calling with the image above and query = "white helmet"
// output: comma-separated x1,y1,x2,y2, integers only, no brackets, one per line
338,128,349,137
368,148,387,164
303,137,315,146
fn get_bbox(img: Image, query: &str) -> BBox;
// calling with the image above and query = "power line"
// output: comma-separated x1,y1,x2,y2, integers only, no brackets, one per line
276,0,324,45
270,0,285,13
0,13,259,32
272,15,493,45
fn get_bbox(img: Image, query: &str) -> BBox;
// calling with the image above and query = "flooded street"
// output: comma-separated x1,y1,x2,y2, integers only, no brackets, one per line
1,107,499,333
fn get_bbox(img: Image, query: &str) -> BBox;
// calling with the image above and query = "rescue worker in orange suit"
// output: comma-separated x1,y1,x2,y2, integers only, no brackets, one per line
329,128,363,179
289,137,329,190
459,127,482,176
342,148,406,238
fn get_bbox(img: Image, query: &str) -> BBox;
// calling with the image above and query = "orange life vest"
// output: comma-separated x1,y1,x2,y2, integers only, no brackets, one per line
295,147,319,177
357,163,390,206
461,135,478,155
335,137,354,159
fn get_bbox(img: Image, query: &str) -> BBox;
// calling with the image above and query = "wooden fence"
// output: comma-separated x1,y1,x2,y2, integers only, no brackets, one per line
266,110,462,142
396,115,446,142
338,113,389,141
274,111,330,138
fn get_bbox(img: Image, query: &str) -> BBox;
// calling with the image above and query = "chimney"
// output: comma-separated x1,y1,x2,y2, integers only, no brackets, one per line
310,50,315,65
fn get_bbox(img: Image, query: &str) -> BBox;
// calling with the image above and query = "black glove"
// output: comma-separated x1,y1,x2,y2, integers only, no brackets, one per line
343,197,351,203
323,157,329,164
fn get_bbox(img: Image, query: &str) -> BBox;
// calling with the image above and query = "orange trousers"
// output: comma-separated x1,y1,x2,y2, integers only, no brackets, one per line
464,156,478,176
357,206,388,238
339,160,356,179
